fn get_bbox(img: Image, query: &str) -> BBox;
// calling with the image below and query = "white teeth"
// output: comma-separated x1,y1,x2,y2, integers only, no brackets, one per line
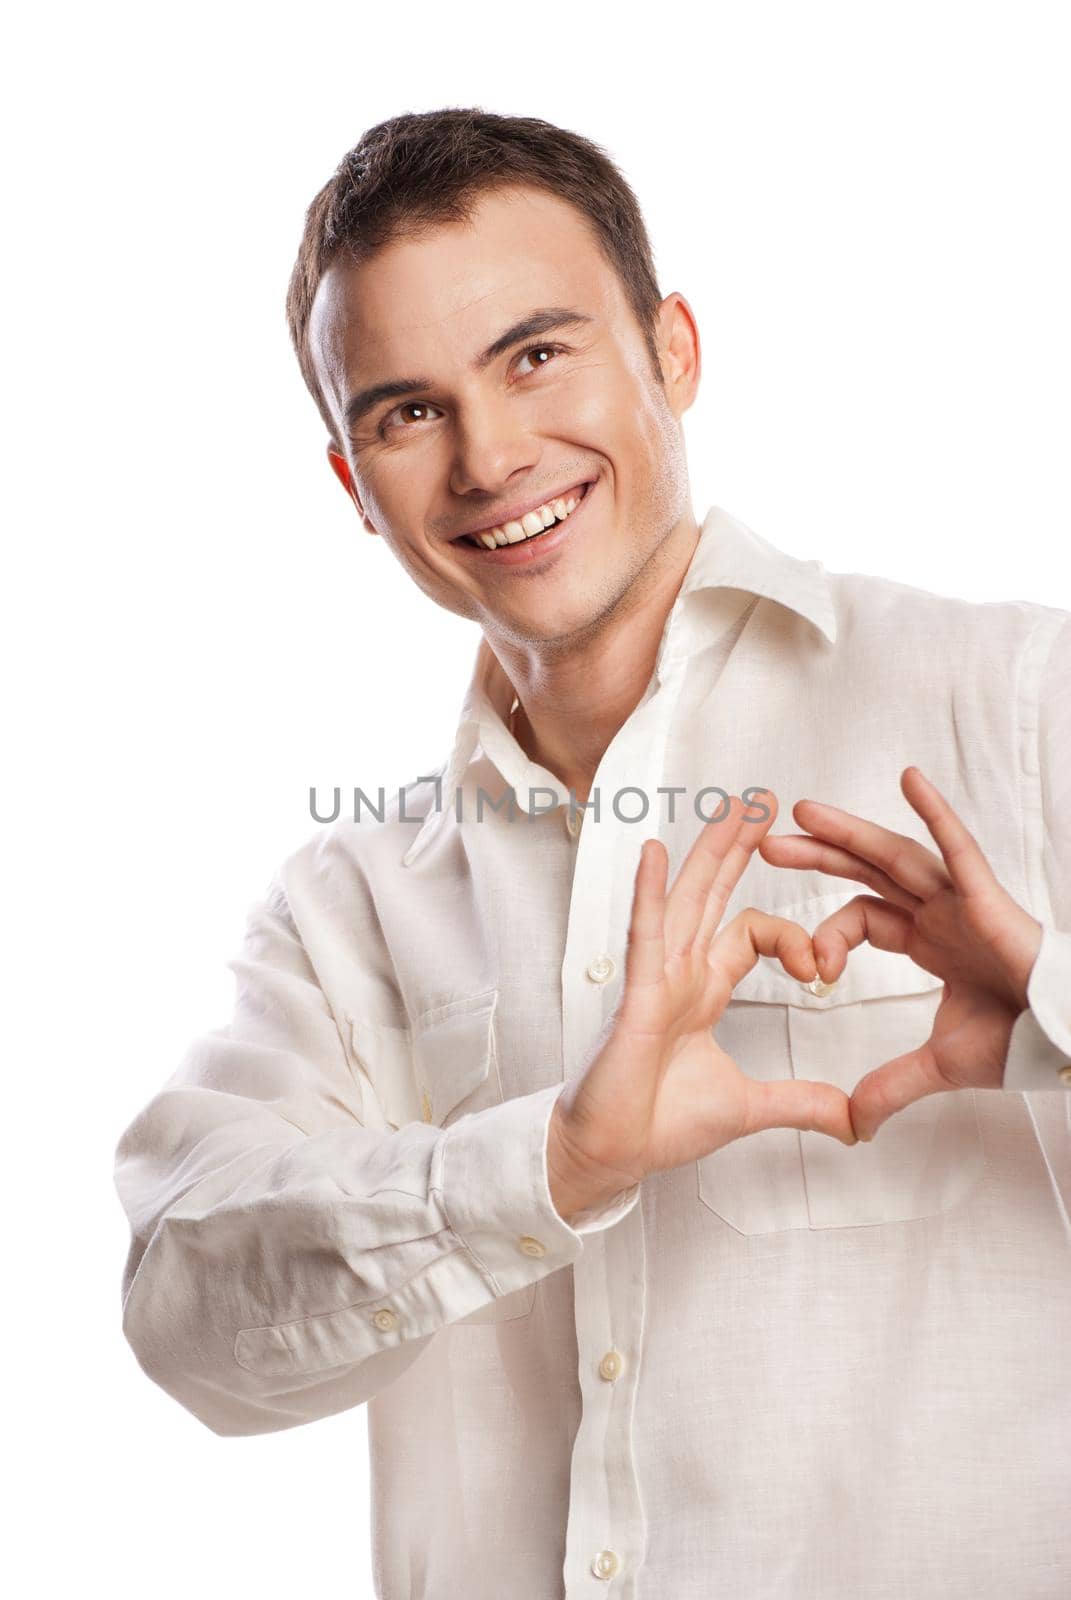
467,486,587,548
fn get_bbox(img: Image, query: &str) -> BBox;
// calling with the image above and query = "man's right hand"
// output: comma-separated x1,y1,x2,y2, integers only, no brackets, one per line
546,791,858,1224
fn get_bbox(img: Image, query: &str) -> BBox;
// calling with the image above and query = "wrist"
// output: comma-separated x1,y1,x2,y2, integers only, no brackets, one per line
546,1099,637,1225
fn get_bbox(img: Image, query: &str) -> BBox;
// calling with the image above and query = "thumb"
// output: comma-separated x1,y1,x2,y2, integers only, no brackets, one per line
742,1077,858,1147
849,1045,940,1142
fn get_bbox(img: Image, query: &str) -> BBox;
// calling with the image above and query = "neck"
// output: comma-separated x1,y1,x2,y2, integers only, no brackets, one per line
494,511,702,805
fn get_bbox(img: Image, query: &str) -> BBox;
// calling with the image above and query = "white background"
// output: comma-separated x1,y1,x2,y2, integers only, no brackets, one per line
6,2,1069,1594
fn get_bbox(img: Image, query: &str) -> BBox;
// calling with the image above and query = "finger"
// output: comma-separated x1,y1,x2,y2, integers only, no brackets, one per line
849,1041,943,1141
692,791,781,953
621,839,670,1004
758,832,921,914
742,1077,858,1147
899,766,995,902
810,894,915,982
710,909,818,990
663,794,753,960
784,795,951,901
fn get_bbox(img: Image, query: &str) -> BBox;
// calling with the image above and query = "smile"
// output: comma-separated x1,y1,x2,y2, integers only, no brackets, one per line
453,480,595,565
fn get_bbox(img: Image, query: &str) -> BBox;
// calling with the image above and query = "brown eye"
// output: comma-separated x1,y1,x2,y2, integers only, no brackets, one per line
382,400,442,434
516,343,563,376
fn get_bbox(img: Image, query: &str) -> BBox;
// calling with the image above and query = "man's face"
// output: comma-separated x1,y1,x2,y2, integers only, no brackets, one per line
310,183,697,649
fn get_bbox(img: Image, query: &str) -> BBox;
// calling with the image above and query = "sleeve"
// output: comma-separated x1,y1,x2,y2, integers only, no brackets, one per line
1002,612,1071,1092
113,877,640,1439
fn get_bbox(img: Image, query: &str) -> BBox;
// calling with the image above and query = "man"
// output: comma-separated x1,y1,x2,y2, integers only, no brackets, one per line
114,109,1071,1598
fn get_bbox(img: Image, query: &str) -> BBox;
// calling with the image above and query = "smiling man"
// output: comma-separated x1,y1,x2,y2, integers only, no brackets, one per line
307,169,701,799
114,110,1071,1599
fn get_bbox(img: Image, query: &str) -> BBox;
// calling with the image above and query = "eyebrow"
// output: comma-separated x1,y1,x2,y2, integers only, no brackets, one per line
343,306,595,433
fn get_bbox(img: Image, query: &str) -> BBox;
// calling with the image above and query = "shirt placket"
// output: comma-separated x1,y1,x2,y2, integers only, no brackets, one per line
560,624,692,1599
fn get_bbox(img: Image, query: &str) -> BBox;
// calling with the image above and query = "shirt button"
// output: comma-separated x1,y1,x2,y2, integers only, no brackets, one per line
372,1308,398,1332
564,807,582,838
518,1236,546,1257
598,1350,623,1381
1058,1064,1071,1085
591,1550,620,1580
802,973,839,997
586,955,616,984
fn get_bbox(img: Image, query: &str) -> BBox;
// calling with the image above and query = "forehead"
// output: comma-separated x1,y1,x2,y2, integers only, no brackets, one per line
309,185,623,413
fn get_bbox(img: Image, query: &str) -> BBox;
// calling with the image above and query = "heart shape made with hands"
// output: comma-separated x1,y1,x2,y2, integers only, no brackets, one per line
566,769,1042,1202
757,765,1043,1141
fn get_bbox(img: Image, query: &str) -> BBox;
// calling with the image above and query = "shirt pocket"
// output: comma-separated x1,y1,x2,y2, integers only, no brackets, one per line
348,987,502,1133
349,989,536,1326
696,936,985,1234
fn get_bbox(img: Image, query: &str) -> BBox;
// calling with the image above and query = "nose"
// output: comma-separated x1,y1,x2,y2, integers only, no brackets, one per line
448,390,540,499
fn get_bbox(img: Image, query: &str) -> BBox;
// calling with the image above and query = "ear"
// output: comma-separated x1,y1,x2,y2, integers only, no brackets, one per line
654,292,701,419
325,442,380,536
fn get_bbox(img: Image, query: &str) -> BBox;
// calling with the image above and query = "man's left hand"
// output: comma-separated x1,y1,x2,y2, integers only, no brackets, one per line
757,766,1043,1141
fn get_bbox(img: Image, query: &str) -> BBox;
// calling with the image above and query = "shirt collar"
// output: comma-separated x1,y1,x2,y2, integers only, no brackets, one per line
675,503,838,645
401,504,836,867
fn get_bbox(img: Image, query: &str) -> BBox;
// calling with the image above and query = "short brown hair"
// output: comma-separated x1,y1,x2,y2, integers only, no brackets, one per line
285,108,665,448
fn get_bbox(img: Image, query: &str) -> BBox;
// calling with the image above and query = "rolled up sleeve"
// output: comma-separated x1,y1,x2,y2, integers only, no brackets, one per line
1003,613,1071,1093
113,877,636,1439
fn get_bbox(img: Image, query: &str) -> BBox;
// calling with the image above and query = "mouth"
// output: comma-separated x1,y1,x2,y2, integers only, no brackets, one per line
451,479,596,564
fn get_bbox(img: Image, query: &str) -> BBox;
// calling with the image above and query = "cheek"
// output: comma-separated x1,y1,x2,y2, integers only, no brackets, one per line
533,358,634,438
596,356,664,439
357,455,434,528
589,377,676,477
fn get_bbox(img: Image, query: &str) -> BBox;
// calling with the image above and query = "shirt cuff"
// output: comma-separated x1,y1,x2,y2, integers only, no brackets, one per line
439,1082,641,1301
1002,923,1071,1092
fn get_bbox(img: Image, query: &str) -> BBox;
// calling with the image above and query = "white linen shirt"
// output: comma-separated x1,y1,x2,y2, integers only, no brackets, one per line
114,505,1071,1600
